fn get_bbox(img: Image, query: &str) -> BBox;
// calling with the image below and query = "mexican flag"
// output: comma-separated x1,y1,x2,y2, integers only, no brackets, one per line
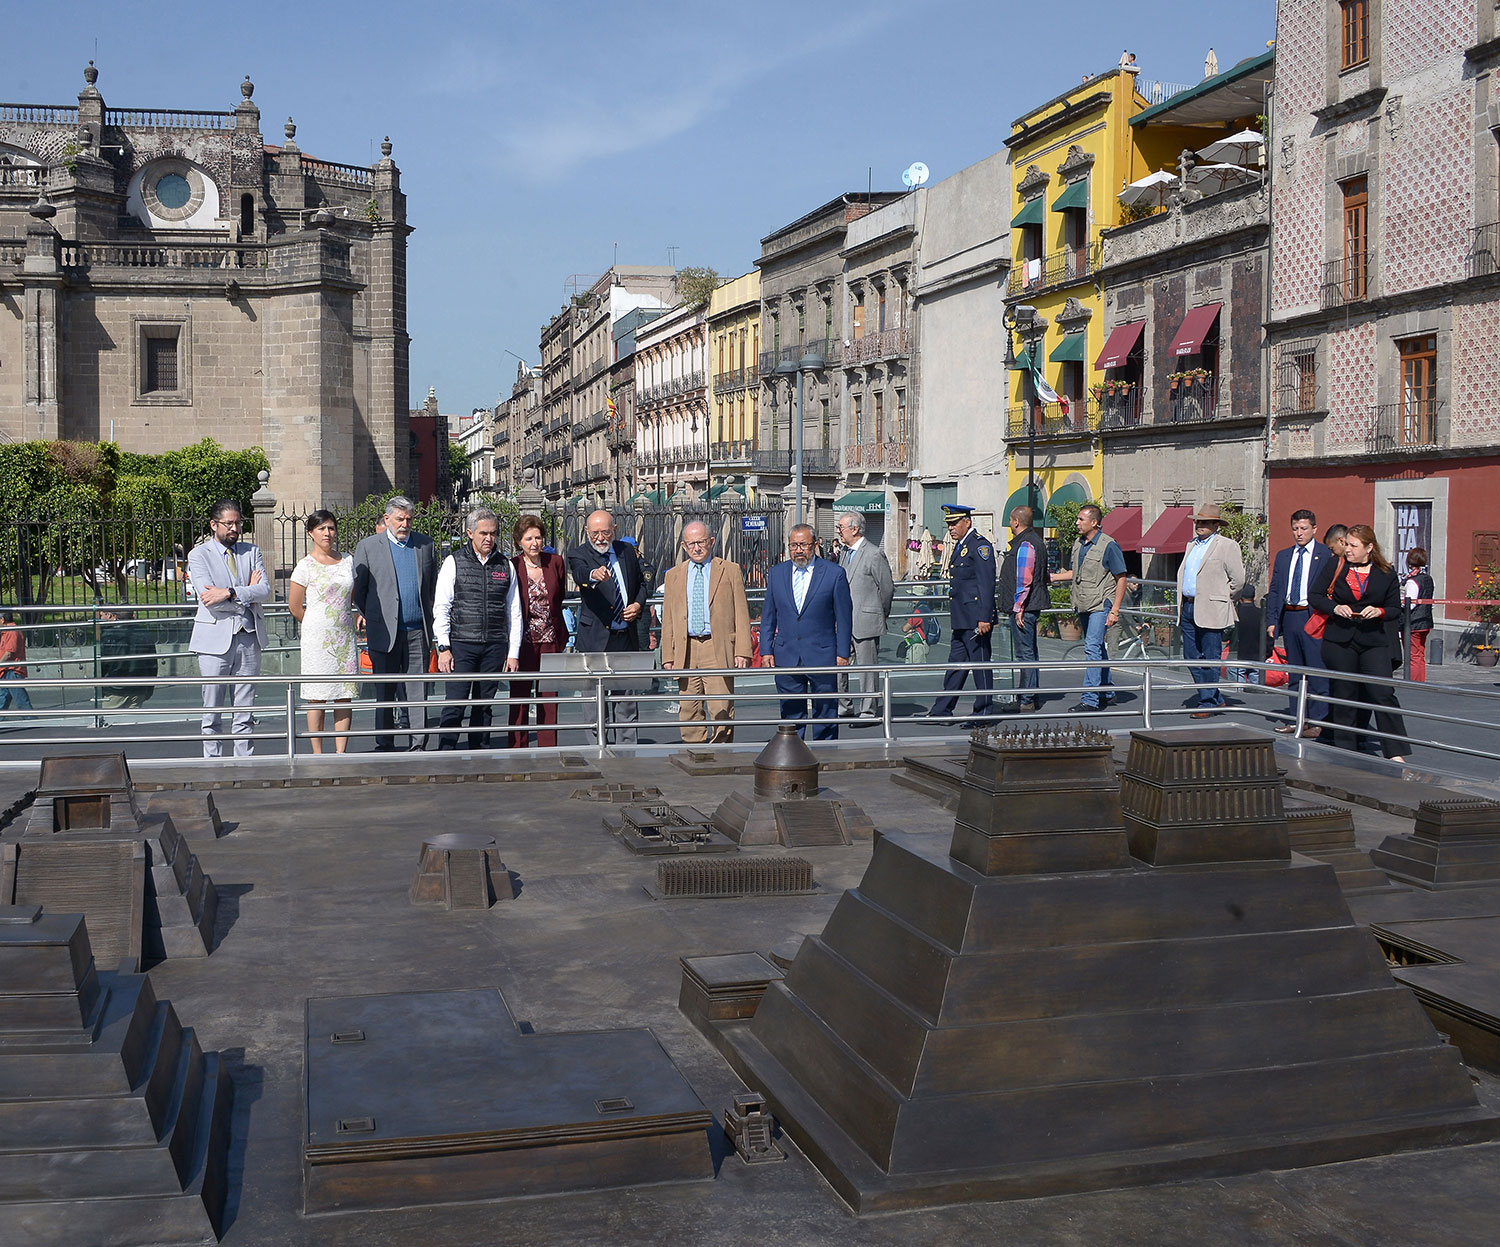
1031,364,1069,416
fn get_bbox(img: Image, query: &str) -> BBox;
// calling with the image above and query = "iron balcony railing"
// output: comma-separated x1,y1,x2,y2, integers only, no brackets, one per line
842,326,910,367
1006,401,1100,440
1168,375,1222,424
1096,389,1144,430
607,422,634,449
844,440,910,469
714,366,759,393
1321,252,1369,309
1468,223,1498,279
757,340,842,375
1366,400,1442,455
1007,241,1101,295
712,440,753,464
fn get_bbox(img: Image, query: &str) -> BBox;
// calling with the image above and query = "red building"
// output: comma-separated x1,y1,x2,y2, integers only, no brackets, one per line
407,387,451,503
1265,1,1500,650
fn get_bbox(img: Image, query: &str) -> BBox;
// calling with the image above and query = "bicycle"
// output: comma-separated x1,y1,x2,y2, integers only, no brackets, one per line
1064,618,1170,666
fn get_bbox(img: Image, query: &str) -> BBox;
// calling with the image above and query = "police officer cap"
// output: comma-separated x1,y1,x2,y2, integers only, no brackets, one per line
941,504,975,522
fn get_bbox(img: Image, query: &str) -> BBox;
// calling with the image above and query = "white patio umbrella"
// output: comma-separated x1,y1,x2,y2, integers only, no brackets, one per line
1196,128,1265,166
1118,170,1180,208
1189,162,1257,195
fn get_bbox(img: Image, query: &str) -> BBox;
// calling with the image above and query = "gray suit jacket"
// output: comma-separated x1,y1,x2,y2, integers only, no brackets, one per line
187,539,270,655
351,532,439,653
842,539,895,641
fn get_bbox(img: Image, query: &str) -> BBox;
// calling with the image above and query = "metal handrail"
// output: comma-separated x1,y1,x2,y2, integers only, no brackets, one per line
1,653,1497,768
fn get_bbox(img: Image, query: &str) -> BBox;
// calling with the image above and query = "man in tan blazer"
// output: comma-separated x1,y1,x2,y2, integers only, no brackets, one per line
1175,502,1245,717
660,521,752,743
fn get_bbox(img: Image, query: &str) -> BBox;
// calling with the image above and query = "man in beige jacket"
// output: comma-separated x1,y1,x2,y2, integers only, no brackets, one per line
660,521,752,743
1175,502,1245,717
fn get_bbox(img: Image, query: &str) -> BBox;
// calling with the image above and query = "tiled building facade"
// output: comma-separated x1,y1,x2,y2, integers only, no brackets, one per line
1266,0,1500,634
0,65,410,511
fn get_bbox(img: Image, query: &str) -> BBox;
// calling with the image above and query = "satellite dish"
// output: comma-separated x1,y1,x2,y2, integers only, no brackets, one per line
902,161,930,189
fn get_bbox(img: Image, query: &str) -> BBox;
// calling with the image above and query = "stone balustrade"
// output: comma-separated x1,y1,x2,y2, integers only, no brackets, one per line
104,107,235,130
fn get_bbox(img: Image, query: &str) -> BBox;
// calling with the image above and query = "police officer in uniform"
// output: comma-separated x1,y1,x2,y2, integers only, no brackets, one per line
432,507,523,749
929,504,996,724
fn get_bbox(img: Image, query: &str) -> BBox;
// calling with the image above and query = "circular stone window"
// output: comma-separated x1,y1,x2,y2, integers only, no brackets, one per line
154,173,191,210
140,161,208,223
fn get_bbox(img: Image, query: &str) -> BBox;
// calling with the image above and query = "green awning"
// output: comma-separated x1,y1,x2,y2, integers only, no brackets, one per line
1010,197,1045,228
1002,483,1046,523
626,489,665,506
1016,348,1034,370
833,490,888,514
1044,481,1091,528
1049,332,1086,363
707,482,743,501
1051,180,1088,212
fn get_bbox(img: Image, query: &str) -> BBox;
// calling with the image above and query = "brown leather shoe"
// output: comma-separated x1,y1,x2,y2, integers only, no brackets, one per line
1274,724,1297,734
1299,725,1322,740
1190,710,1216,719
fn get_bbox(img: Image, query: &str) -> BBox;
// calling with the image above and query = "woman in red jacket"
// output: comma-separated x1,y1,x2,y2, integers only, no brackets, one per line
1308,524,1409,762
508,515,569,748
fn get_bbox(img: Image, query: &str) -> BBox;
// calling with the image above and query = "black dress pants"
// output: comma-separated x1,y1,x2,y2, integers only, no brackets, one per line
1320,639,1408,759
439,637,508,750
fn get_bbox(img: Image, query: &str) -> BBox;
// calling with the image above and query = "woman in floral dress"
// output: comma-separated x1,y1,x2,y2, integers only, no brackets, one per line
289,510,359,753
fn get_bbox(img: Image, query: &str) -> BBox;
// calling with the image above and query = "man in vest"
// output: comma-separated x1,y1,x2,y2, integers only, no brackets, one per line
1052,503,1128,712
432,507,522,749
998,504,1050,713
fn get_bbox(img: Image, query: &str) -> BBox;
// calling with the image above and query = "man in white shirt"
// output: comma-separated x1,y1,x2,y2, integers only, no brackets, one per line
1175,503,1244,718
187,500,270,758
432,507,522,750
1266,508,1333,737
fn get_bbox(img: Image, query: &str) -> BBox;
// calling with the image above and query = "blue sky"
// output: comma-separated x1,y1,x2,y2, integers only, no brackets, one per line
16,1,1274,413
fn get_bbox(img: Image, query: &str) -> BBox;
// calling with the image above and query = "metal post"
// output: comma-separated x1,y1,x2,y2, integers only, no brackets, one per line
792,371,804,526
880,668,893,741
285,682,297,758
1294,671,1309,737
595,674,608,756
1141,667,1154,729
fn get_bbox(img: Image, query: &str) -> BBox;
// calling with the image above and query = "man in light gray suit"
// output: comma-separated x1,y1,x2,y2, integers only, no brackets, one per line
187,500,270,758
836,512,895,720
352,497,439,752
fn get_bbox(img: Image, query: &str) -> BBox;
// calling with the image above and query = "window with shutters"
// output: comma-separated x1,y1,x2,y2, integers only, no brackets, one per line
1398,335,1437,447
1342,177,1368,300
133,317,191,405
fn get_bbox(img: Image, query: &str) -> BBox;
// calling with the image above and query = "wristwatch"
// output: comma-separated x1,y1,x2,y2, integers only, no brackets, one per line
435,644,450,654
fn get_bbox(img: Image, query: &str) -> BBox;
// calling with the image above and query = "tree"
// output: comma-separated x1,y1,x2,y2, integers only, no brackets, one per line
676,266,721,311
448,440,471,504
118,439,270,520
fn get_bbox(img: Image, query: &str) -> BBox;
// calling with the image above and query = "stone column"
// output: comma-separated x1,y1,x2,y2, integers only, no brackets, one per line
366,139,410,500
21,196,62,441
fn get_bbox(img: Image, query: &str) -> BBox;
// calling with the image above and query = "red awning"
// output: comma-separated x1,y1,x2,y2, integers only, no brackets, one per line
1140,505,1196,555
1101,504,1142,551
1094,321,1145,370
1167,303,1222,357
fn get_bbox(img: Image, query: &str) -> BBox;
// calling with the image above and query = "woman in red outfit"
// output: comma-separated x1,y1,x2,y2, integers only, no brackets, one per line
509,515,569,748
1308,524,1408,762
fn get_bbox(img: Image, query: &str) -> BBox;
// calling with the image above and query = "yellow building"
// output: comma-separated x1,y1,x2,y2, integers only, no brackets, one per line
1002,65,1195,529
705,270,761,499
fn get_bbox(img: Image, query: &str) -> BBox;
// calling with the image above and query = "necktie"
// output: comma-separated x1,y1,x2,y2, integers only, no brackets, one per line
690,563,707,635
226,548,238,581
794,566,809,612
1292,546,1306,605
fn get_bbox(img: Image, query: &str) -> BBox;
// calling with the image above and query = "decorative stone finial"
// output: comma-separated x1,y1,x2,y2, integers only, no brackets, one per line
380,136,392,158
241,75,254,100
29,192,57,221
284,117,297,141
83,60,98,87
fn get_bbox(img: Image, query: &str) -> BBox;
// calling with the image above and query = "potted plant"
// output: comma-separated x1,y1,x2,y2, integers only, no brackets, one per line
1049,583,1082,640
1089,382,1107,404
1168,372,1183,393
1469,563,1500,665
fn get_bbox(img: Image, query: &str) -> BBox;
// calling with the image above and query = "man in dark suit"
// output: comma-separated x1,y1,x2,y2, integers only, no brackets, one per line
568,509,650,743
760,523,853,740
353,497,439,751
1266,508,1332,738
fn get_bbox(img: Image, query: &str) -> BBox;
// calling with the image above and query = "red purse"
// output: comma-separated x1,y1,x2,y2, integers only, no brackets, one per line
1265,646,1290,688
1302,557,1343,641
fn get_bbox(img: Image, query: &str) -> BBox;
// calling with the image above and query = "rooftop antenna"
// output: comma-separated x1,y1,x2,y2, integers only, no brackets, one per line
666,244,679,269
902,162,930,191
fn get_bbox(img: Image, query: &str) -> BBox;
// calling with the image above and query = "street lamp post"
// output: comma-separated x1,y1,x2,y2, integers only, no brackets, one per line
775,348,825,527
1004,304,1048,517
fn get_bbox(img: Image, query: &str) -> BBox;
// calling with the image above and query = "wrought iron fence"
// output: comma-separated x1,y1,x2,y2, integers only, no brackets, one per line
1468,223,1498,279
1168,376,1221,423
1321,252,1368,309
1366,400,1442,455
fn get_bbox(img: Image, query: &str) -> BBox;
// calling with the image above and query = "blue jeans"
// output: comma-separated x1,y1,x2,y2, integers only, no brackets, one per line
1180,604,1225,707
1011,611,1040,700
0,670,32,713
1078,609,1113,707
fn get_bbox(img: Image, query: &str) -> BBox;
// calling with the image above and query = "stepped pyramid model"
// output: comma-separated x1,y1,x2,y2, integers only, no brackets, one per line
0,905,232,1245
713,725,1500,1211
1,754,217,971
